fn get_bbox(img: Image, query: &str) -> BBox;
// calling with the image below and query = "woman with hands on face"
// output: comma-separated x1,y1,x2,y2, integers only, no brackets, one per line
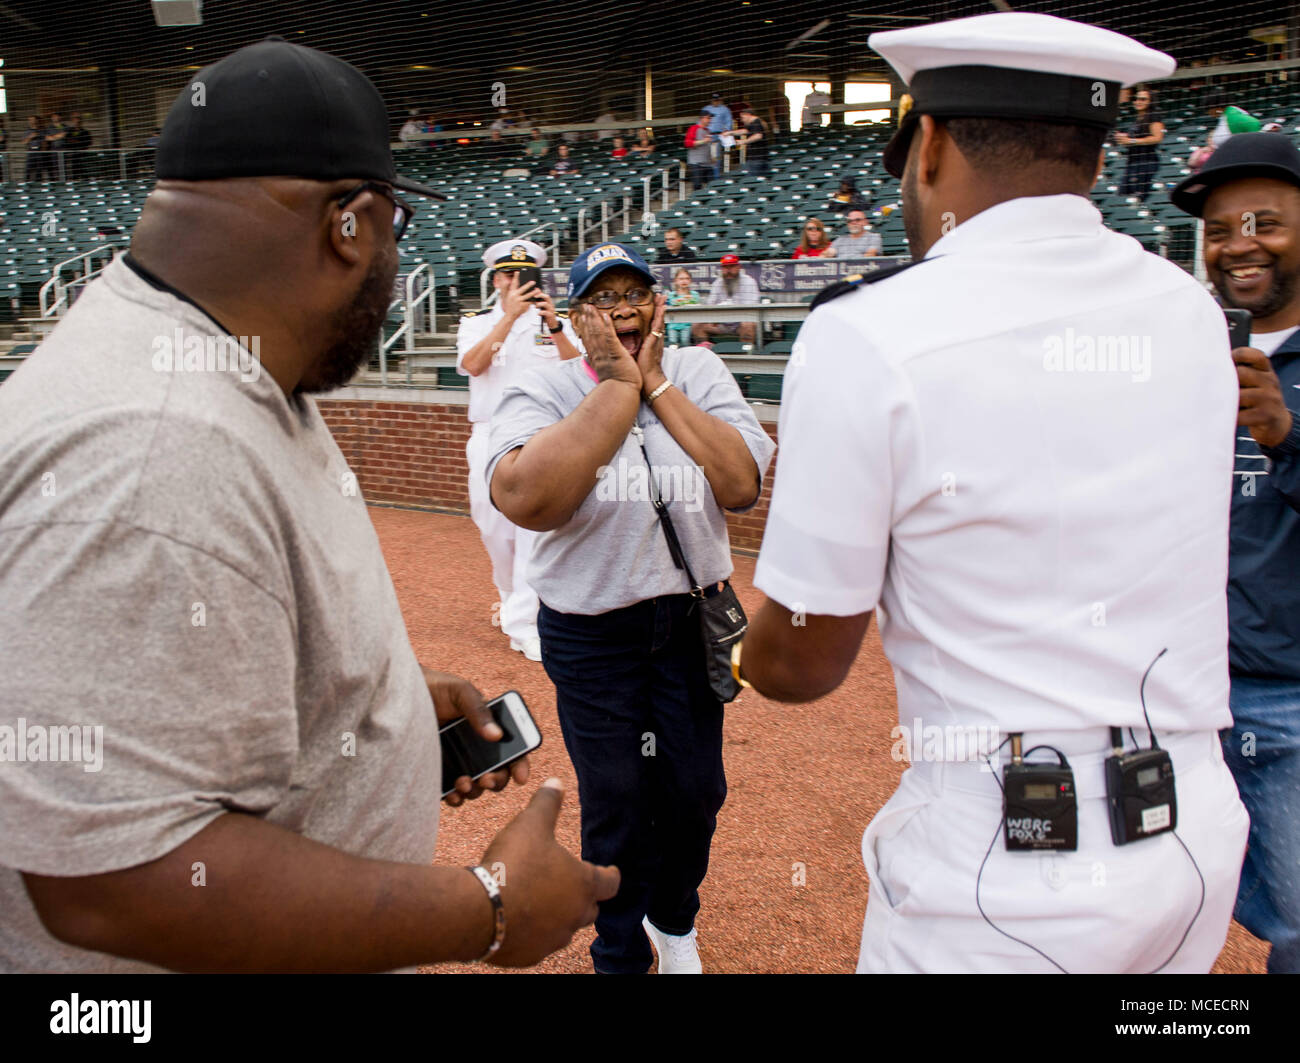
485,244,775,974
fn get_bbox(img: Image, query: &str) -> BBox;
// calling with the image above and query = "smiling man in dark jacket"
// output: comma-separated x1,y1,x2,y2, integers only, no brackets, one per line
1173,132,1300,974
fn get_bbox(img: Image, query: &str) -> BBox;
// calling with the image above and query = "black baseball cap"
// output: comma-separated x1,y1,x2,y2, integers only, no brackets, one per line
1170,132,1300,217
156,37,444,200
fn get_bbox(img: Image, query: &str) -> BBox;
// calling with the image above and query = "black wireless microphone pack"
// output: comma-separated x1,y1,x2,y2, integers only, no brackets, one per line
1105,745,1177,845
1002,739,1078,852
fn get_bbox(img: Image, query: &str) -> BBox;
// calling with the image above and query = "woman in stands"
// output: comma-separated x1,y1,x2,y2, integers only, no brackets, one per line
791,216,832,258
664,267,700,347
487,243,775,975
1115,85,1165,202
630,129,656,156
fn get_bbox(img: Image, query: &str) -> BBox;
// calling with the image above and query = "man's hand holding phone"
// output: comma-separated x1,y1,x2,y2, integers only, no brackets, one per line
1234,346,1296,450
422,667,530,806
500,273,541,322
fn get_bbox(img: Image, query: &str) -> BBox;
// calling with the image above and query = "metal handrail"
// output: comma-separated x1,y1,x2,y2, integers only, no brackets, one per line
378,263,438,386
39,242,120,317
514,219,561,267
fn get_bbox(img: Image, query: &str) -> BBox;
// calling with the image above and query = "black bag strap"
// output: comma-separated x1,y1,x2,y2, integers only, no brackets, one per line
631,424,703,598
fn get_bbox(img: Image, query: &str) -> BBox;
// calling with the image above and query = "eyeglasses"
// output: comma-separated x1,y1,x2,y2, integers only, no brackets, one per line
337,181,415,241
582,288,654,309
805,225,823,231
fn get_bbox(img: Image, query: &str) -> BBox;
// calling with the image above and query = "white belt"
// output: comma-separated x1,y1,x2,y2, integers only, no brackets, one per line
907,729,1221,801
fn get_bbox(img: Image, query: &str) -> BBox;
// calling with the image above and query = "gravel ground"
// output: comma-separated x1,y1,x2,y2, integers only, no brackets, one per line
372,505,1269,975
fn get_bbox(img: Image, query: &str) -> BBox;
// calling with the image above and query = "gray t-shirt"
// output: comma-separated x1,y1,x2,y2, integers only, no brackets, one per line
486,346,776,614
831,231,883,258
0,256,441,972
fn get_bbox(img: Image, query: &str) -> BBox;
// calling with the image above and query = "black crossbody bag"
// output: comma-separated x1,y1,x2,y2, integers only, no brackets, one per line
631,425,747,703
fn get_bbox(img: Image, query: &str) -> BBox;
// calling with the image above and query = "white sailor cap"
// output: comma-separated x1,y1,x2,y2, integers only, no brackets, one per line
482,238,547,271
870,12,1175,177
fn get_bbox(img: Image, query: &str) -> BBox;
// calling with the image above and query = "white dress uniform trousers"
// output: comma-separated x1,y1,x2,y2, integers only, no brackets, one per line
754,194,1250,973
457,303,580,643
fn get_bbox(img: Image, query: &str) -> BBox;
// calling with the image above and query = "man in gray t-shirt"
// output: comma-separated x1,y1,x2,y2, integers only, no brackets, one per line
0,37,616,974
828,209,883,259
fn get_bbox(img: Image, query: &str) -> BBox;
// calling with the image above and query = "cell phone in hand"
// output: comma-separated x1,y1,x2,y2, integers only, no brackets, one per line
514,265,543,295
440,690,542,797
1225,308,1252,349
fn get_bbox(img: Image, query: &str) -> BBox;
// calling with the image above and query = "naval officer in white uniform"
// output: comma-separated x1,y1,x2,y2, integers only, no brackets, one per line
457,239,582,660
735,12,1249,972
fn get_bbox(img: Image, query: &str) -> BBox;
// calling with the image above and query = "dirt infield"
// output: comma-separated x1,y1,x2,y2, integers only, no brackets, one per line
372,506,1268,974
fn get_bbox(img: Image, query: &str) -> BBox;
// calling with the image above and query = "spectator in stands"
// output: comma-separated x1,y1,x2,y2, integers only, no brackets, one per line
525,128,550,159
665,267,701,347
731,106,769,176
791,217,832,258
399,109,424,143
703,93,732,179
549,143,580,177
630,129,656,157
0,36,616,975
24,116,51,182
657,227,698,264
0,121,7,156
491,108,516,133
827,209,881,259
1115,85,1164,202
145,127,162,148
693,253,759,345
685,111,714,188
801,86,830,129
826,175,870,214
595,109,618,140
610,135,629,160
483,127,513,163
488,243,774,974
63,113,92,180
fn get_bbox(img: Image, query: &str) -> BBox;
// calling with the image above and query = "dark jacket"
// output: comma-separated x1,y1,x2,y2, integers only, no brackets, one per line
1229,329,1300,679
657,246,699,263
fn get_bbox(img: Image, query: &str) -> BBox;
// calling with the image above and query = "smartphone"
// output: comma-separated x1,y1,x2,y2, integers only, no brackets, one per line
1225,308,1252,349
514,265,543,296
440,690,542,797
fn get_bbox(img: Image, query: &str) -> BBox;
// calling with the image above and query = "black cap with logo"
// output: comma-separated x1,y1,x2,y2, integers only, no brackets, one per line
1170,132,1300,217
155,36,444,200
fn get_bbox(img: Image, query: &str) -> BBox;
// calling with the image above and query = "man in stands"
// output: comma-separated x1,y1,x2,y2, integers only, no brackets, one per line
64,113,92,179
657,227,698,264
550,143,580,177
0,37,616,974
685,110,714,188
828,209,882,258
703,93,732,179
693,253,759,346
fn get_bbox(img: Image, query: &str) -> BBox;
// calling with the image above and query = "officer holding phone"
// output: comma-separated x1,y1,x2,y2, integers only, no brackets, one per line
457,239,582,661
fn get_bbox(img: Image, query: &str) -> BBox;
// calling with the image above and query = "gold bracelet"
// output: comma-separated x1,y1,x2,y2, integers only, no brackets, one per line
730,640,753,690
646,378,673,405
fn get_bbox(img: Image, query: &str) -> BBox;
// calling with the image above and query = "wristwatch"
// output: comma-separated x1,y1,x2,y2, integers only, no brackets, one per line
466,865,506,961
547,320,565,334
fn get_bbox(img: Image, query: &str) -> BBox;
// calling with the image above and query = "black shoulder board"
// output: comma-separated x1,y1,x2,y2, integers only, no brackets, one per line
808,259,926,311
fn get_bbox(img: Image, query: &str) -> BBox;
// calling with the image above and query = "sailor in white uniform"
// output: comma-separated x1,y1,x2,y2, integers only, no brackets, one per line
733,12,1250,972
457,239,582,660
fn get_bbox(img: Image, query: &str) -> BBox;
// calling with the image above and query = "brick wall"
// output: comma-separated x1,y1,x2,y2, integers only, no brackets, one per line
317,390,778,553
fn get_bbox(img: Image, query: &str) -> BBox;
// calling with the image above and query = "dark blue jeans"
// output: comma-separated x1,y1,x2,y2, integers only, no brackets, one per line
1221,675,1300,973
538,595,727,974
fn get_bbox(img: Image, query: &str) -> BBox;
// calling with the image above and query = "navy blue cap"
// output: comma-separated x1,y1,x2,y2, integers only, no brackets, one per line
1170,132,1300,217
567,243,656,300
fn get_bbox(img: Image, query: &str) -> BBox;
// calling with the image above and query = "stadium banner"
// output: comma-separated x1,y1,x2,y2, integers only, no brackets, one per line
542,257,909,300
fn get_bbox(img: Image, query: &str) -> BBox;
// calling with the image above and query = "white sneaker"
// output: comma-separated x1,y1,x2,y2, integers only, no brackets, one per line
510,636,542,662
643,916,703,974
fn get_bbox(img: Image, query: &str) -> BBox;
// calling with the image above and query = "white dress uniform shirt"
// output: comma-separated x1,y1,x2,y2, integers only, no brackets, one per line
755,193,1240,745
456,304,581,422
